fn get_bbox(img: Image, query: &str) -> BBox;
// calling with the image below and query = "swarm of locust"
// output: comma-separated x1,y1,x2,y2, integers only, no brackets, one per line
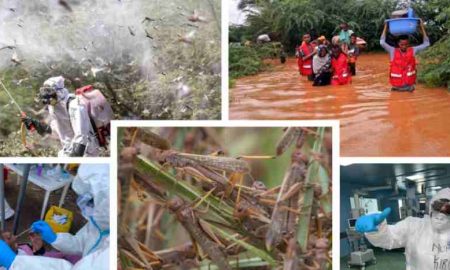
118,127,332,270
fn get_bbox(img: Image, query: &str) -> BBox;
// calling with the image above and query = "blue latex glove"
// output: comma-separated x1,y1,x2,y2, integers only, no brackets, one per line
31,220,57,244
0,240,16,269
356,207,392,233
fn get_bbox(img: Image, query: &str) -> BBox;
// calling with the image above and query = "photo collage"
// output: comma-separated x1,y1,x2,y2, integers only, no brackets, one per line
0,0,449,269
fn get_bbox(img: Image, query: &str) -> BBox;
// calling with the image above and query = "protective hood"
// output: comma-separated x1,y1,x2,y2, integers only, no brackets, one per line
429,188,450,232
72,164,110,230
429,188,450,213
43,76,69,102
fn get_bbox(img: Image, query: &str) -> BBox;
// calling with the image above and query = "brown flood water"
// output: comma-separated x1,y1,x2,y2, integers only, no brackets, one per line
230,53,450,157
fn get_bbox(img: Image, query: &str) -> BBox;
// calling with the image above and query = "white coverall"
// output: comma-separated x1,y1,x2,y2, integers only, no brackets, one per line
9,164,110,270
45,77,99,157
365,188,450,270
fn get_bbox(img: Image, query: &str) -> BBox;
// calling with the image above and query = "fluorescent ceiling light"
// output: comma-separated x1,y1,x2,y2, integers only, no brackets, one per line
406,173,424,181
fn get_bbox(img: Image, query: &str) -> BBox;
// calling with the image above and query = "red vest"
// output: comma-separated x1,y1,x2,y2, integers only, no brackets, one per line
390,47,416,87
299,42,314,76
331,53,351,85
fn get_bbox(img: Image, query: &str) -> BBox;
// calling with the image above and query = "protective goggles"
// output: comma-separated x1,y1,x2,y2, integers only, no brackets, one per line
431,199,450,215
38,87,58,105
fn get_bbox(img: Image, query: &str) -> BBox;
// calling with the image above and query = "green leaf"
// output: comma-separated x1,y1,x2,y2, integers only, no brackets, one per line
320,192,332,215
318,165,330,195
211,225,279,267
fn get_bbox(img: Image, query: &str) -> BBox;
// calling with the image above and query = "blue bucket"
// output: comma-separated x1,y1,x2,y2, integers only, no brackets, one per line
386,8,419,36
386,18,419,36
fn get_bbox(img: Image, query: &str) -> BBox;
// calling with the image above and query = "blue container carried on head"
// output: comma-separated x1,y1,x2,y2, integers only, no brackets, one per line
385,8,419,36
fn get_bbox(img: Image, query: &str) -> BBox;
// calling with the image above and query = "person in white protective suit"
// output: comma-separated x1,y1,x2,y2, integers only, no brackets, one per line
21,76,99,157
355,188,450,270
0,164,110,270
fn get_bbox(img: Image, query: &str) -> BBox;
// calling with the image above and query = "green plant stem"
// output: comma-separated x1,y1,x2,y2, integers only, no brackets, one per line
199,257,270,269
211,225,278,267
296,127,326,251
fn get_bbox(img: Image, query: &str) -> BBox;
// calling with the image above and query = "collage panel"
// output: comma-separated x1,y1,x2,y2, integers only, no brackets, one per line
0,0,221,157
0,0,448,269
0,163,110,269
117,125,334,269
340,163,450,269
228,0,450,157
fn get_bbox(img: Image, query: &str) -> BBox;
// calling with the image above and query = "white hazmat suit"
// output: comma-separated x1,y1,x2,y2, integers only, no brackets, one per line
365,188,450,270
9,164,110,270
45,76,99,157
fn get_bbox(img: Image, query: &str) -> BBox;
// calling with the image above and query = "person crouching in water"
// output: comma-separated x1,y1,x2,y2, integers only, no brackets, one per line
297,33,317,81
312,45,332,86
331,45,352,85
380,20,429,92
21,76,100,157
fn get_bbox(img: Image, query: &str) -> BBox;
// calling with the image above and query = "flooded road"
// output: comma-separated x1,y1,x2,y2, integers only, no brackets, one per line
230,53,450,157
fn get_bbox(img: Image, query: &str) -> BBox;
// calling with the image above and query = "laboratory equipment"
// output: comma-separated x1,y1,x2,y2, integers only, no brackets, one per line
347,218,377,269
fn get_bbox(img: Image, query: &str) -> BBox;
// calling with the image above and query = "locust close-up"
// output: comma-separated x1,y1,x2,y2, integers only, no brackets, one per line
118,127,332,270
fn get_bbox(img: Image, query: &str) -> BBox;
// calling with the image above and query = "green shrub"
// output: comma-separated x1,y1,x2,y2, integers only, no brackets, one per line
229,44,279,79
418,36,450,89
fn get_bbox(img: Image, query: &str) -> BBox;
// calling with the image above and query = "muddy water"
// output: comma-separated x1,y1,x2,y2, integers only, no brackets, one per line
230,53,450,157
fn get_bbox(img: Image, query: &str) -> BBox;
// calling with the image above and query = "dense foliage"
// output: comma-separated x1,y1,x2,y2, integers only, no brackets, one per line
230,0,397,50
229,43,279,81
415,0,450,88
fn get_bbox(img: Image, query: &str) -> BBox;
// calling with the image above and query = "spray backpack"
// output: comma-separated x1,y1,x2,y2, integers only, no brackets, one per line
67,85,113,148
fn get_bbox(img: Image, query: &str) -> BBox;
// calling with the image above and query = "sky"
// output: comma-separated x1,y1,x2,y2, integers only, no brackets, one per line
229,0,246,25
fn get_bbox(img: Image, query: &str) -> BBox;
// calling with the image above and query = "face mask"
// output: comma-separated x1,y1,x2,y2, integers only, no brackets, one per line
49,98,58,106
431,211,450,232
76,193,94,219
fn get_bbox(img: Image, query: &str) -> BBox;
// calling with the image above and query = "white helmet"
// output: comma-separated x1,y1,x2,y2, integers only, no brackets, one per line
429,188,450,214
43,76,65,90
42,76,69,101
